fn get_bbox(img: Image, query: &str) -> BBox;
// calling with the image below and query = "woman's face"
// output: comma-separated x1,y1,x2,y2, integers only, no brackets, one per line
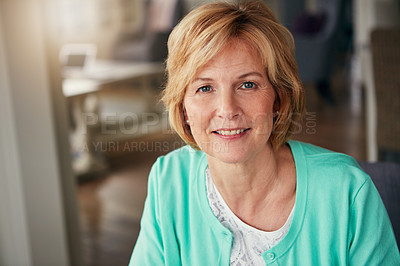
183,39,277,164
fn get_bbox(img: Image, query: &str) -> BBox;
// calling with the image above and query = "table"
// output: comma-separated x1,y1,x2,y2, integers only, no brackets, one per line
63,60,165,176
62,60,164,97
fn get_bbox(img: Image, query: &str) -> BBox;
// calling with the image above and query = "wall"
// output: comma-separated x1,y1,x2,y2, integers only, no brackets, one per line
50,0,281,60
0,7,32,265
47,0,146,59
0,0,79,265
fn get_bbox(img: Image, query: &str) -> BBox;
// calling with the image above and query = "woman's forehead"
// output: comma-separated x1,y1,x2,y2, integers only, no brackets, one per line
192,39,264,76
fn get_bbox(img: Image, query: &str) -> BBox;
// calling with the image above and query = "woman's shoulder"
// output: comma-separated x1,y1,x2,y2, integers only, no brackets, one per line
150,145,207,183
290,140,355,159
156,145,205,166
289,140,369,186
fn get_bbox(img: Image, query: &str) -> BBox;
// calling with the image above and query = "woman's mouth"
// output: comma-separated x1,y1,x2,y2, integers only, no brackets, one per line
212,128,250,136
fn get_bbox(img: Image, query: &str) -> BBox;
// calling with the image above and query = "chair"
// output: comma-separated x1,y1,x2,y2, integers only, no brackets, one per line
287,0,347,103
358,161,400,248
370,28,400,163
279,0,305,29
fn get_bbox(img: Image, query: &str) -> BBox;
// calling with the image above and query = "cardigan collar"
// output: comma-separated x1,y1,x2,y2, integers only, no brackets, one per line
194,140,308,264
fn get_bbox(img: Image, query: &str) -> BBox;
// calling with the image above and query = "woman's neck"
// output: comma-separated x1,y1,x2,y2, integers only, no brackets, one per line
206,143,295,218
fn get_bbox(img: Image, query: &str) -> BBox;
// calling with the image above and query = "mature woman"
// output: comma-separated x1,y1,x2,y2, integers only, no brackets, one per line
130,1,400,265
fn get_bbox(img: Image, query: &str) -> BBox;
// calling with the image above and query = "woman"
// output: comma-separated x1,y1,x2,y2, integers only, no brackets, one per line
130,1,400,265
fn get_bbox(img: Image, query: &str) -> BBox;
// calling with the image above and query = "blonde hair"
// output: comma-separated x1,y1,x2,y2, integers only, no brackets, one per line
162,0,305,150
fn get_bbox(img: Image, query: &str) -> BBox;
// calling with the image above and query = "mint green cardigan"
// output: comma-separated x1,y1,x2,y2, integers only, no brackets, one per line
129,140,400,265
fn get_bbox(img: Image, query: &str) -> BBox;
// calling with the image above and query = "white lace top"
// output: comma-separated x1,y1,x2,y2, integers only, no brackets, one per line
205,168,294,265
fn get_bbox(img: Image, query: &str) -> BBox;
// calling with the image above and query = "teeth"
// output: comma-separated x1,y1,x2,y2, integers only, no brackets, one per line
216,129,246,135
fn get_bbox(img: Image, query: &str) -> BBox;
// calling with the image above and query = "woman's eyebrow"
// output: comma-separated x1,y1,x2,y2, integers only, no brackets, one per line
238,72,264,79
191,77,213,83
193,72,263,82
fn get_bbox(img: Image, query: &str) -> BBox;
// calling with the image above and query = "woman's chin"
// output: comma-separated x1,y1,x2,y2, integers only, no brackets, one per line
206,147,251,165
202,139,272,166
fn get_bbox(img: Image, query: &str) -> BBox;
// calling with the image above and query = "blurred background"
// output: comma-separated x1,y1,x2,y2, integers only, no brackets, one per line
0,0,399,265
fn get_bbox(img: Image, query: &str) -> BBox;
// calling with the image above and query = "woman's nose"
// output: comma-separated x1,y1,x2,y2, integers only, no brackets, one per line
216,90,241,120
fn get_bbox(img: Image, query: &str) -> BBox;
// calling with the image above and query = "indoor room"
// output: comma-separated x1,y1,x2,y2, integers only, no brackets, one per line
0,0,399,265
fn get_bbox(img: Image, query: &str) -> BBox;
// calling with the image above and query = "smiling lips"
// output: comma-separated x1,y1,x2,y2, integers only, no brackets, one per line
213,128,250,136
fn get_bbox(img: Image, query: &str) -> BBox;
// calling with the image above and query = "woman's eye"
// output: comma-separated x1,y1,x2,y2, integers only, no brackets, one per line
197,85,212,93
241,81,256,89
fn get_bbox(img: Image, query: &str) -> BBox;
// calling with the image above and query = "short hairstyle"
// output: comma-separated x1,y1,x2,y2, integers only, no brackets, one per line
162,0,305,150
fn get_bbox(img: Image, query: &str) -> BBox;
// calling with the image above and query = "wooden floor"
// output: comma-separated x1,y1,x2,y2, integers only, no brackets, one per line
77,65,366,266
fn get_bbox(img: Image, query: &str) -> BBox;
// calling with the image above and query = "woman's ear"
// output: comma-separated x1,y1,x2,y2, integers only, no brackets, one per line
273,100,280,115
182,106,189,125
